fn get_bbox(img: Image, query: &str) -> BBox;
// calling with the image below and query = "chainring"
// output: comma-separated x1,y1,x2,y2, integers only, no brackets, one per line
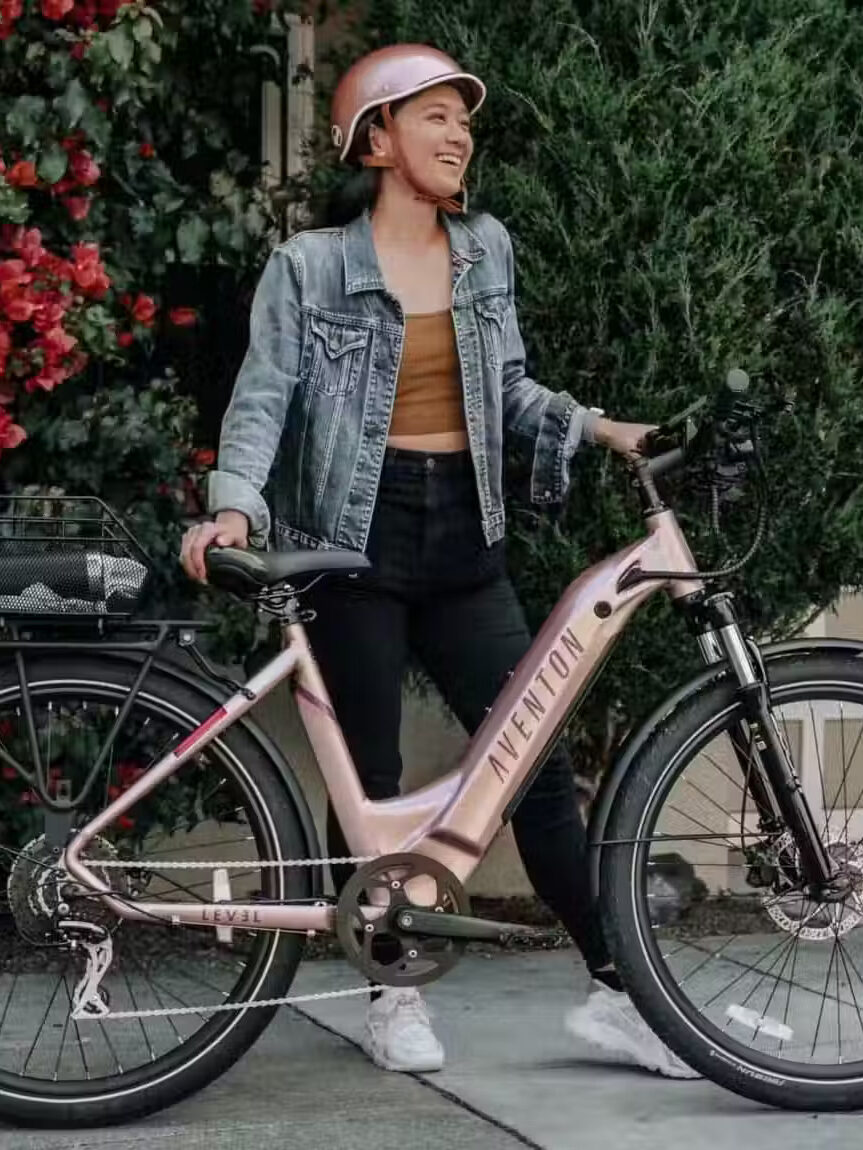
336,853,470,987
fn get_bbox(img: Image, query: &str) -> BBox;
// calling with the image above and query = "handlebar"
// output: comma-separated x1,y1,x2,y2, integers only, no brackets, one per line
642,368,759,483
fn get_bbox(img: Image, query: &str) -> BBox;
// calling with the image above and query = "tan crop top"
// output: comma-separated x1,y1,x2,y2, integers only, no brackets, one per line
389,310,467,436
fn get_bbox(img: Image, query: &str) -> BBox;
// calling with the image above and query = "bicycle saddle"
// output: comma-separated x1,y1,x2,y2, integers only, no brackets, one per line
205,545,371,595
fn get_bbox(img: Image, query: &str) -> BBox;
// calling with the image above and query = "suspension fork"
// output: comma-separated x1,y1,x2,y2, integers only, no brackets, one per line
695,595,834,889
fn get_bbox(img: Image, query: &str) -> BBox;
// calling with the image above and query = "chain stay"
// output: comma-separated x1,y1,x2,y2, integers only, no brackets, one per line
72,853,378,1021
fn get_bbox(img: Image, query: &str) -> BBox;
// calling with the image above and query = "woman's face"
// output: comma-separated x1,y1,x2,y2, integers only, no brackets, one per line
372,83,474,197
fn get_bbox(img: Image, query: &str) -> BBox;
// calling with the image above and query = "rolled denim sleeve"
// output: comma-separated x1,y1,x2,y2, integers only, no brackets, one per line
499,226,598,503
207,246,301,547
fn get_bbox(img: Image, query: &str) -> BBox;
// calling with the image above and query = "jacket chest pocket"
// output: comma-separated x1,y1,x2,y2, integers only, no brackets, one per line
301,315,371,397
474,295,510,372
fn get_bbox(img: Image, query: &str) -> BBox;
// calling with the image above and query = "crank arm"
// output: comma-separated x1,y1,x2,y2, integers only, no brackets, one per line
394,908,544,943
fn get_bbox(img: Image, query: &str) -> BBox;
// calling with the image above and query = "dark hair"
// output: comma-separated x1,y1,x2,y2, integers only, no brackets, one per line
315,166,381,228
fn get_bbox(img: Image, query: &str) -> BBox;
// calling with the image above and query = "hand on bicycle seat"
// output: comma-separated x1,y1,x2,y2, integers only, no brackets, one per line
180,510,249,584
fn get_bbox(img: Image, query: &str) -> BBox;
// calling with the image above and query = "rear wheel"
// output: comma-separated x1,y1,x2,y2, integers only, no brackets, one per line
0,655,312,1127
603,651,863,1110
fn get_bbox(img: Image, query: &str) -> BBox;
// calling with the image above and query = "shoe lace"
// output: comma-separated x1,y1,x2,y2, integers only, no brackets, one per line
390,990,431,1027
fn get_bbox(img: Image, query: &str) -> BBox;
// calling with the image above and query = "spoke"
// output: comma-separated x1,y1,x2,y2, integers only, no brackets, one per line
120,965,157,1063
681,772,744,825
22,965,67,1075
62,975,91,1080
808,702,833,838
0,972,19,1044
664,804,742,852
836,717,863,847
695,749,747,797
831,718,863,832
834,939,863,1057
810,928,841,1058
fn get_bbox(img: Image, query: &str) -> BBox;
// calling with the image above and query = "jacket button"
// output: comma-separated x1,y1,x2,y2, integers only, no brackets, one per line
544,489,552,498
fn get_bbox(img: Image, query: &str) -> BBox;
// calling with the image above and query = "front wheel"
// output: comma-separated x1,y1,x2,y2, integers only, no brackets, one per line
602,650,863,1110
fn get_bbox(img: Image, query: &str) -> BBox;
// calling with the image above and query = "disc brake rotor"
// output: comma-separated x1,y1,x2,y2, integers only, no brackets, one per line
762,831,863,941
336,853,469,987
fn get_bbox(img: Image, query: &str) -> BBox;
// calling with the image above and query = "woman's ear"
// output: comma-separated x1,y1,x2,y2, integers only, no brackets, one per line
367,121,386,158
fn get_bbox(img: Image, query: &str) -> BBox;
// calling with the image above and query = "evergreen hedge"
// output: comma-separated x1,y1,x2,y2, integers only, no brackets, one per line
341,0,863,772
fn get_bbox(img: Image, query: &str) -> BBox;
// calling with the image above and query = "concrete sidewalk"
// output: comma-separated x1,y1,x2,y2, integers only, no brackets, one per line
2,951,862,1150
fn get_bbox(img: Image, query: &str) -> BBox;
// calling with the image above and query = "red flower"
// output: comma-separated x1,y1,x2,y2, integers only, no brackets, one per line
0,409,26,452
32,295,69,333
130,293,157,327
69,40,86,60
117,762,145,786
1,766,16,781
41,0,74,19
6,161,38,188
37,325,78,359
117,330,134,348
169,306,198,328
4,295,36,323
12,227,45,267
63,195,91,221
70,243,110,297
61,133,86,152
25,364,70,394
138,141,155,159
0,0,23,40
117,814,135,831
69,150,100,187
191,447,216,467
0,259,28,283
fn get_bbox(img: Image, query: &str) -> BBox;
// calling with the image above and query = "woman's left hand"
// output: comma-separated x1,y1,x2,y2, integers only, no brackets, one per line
593,418,657,459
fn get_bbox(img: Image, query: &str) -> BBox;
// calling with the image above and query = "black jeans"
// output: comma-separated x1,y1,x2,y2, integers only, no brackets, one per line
305,447,610,974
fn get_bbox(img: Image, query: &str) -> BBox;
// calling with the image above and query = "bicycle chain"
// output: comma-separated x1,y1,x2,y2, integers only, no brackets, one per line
74,854,379,1021
81,855,377,869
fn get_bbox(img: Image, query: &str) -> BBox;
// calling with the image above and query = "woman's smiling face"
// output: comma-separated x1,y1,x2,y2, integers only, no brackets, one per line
371,83,474,197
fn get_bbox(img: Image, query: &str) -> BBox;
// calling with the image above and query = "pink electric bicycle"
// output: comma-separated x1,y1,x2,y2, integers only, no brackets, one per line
0,371,861,1125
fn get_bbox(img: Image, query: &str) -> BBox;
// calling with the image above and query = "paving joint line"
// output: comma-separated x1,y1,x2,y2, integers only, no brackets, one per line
289,1002,543,1150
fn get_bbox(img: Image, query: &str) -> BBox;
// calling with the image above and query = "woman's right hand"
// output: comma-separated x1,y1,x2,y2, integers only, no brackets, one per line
180,510,250,583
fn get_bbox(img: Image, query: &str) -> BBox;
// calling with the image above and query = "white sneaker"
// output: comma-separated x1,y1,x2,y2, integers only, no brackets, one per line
566,982,701,1079
361,987,445,1073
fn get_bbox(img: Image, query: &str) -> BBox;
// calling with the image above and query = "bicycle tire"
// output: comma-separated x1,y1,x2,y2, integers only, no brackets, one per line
602,650,863,1110
0,654,313,1127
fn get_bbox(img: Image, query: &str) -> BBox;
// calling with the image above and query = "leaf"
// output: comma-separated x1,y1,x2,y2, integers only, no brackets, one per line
105,25,134,70
53,79,88,130
6,96,47,146
132,16,154,42
37,145,68,186
176,215,210,264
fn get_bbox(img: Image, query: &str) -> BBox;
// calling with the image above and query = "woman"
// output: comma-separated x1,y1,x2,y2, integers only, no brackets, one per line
181,44,697,1079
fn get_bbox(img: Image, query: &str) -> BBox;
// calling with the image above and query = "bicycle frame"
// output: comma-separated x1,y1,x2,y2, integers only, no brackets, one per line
63,507,702,934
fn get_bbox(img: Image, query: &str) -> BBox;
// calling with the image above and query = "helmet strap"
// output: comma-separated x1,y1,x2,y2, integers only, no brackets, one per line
359,102,467,215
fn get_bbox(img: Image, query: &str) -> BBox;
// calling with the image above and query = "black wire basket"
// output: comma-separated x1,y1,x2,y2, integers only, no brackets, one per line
0,496,153,617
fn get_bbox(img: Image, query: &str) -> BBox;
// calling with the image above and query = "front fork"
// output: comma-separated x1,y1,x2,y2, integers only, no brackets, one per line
695,595,835,891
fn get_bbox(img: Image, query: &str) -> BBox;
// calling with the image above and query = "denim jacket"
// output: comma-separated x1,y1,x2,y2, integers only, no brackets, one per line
207,209,599,551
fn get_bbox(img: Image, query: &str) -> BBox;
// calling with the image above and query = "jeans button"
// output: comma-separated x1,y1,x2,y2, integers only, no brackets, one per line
426,457,436,472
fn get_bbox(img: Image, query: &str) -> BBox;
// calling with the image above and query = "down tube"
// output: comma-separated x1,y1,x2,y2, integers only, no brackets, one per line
414,537,675,882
